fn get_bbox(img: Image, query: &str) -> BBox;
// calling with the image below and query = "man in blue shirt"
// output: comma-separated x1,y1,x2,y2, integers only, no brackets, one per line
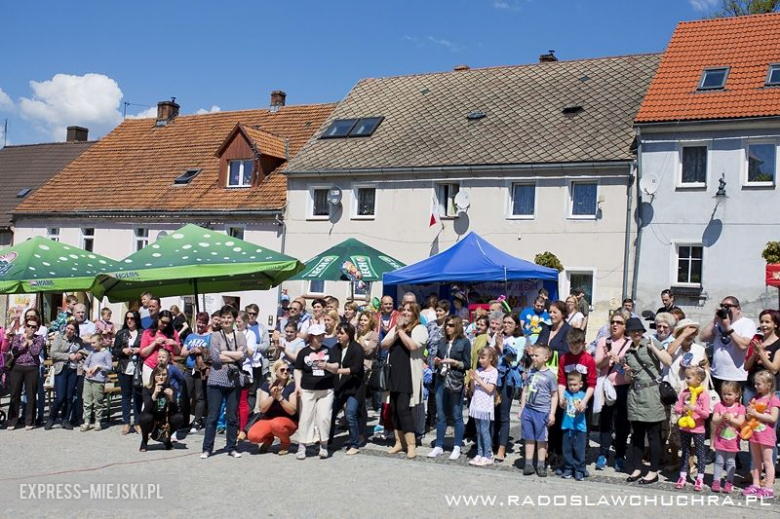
520,296,550,345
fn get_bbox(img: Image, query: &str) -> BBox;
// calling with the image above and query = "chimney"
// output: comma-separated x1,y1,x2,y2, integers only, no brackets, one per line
66,126,89,142
453,64,470,71
270,90,286,113
539,50,558,63
156,98,180,125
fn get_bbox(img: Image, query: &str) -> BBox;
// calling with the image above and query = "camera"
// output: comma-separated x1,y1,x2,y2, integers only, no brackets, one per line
227,364,241,383
716,308,733,321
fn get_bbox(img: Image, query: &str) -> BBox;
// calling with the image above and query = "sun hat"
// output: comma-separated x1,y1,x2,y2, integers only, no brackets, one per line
673,318,700,338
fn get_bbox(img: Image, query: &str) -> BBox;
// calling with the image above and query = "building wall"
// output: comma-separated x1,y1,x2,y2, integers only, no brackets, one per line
635,122,780,323
283,166,637,333
12,219,285,326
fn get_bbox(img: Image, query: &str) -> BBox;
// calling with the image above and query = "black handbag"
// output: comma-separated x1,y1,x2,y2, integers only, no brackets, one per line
368,360,391,392
443,369,465,393
132,359,144,390
630,348,678,406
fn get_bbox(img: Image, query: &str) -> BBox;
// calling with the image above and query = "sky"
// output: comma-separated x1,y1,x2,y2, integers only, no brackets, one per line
0,0,722,145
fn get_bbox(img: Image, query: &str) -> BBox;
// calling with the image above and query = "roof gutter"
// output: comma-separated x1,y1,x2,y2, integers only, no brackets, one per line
11,209,284,219
635,115,780,128
285,160,632,178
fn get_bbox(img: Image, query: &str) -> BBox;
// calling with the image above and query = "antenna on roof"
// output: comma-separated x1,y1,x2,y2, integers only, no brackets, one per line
122,102,154,119
2,119,6,148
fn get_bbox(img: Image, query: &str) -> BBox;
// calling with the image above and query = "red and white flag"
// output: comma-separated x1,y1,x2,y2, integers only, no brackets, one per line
429,191,441,227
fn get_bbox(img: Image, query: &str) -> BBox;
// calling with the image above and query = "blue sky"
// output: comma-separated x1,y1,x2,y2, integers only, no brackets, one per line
0,0,720,145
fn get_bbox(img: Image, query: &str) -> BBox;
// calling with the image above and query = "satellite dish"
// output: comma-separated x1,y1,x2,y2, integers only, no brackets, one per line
327,187,342,206
640,174,660,196
454,191,470,212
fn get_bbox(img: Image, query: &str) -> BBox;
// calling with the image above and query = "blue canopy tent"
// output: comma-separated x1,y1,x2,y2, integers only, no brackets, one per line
383,232,559,302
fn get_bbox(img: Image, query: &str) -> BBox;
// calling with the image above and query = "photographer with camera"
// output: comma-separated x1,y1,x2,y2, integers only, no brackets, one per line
201,306,247,459
138,364,184,452
701,296,755,394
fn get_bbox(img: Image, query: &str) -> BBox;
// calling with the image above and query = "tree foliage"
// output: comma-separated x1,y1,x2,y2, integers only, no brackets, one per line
762,241,780,264
534,251,564,272
714,0,780,16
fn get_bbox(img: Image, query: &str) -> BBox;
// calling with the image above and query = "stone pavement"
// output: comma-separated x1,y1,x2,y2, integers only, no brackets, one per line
1,417,778,519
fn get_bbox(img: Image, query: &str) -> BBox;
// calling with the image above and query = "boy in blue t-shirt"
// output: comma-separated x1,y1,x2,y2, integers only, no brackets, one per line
560,371,588,481
519,344,558,477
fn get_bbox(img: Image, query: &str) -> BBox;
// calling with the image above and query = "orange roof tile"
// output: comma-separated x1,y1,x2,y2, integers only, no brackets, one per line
13,104,335,216
636,12,780,123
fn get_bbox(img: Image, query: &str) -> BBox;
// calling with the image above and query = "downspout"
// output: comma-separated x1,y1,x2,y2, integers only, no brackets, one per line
630,127,644,301
621,161,636,299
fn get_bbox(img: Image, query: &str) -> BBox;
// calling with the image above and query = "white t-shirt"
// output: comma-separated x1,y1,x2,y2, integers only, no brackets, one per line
710,316,756,382
663,342,706,392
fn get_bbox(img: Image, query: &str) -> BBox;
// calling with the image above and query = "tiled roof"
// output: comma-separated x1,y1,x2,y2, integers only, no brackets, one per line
239,125,287,159
14,104,336,216
0,141,94,229
286,54,660,173
636,12,780,123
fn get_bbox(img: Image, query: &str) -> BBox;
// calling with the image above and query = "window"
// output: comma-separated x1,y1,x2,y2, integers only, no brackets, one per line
567,271,594,309
227,160,254,188
766,64,780,86
680,145,707,186
510,183,535,218
747,143,776,185
174,168,202,185
309,187,330,219
353,185,376,218
227,226,244,240
134,227,149,251
436,183,460,217
81,228,95,252
46,227,60,242
676,245,703,285
353,281,371,299
698,68,729,90
569,181,598,217
309,280,325,294
321,119,358,138
320,117,383,139
349,117,383,137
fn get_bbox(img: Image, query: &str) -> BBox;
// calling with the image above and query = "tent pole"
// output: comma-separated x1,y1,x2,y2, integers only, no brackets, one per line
194,279,200,314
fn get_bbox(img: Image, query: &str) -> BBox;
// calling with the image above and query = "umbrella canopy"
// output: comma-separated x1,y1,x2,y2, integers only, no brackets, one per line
92,224,304,302
0,236,119,294
292,238,406,282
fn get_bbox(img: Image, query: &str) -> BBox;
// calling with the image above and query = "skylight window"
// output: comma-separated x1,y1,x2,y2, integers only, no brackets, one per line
16,188,32,198
174,168,202,185
321,119,359,138
698,67,729,90
466,111,486,120
562,104,583,114
320,117,383,139
767,64,780,86
349,117,383,137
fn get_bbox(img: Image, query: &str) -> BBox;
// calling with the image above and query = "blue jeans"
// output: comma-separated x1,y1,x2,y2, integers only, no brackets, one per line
475,418,493,458
202,385,239,454
330,394,361,448
49,368,78,423
118,372,143,425
435,381,464,448
562,429,587,473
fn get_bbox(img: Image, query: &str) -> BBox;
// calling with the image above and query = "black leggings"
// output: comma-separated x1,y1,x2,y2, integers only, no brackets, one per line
599,384,630,458
139,411,184,444
389,391,415,434
679,431,706,476
630,420,663,473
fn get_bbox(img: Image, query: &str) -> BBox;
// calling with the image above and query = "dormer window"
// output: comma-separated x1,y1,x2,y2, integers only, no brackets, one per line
228,159,254,188
767,64,780,86
698,67,729,90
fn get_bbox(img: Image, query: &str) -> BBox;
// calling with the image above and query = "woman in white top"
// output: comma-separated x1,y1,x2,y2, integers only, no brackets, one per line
236,311,259,440
274,322,306,363
565,296,585,330
421,295,439,325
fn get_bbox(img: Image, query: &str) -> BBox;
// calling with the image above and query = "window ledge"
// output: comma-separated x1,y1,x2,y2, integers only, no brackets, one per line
225,185,252,189
676,184,707,191
506,215,535,221
567,215,597,220
350,215,376,221
306,216,330,221
670,284,703,297
742,182,775,189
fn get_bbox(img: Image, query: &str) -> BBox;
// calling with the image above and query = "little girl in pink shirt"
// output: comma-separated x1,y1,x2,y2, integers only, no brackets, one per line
673,366,710,491
710,381,745,493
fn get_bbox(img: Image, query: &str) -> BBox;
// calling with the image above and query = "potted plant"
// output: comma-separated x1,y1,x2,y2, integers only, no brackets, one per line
762,241,780,289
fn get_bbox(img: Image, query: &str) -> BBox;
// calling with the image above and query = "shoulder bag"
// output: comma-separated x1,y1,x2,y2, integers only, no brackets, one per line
441,340,465,393
630,348,677,406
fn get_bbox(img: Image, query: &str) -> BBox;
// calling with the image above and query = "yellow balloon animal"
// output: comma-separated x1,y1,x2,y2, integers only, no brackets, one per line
678,385,704,429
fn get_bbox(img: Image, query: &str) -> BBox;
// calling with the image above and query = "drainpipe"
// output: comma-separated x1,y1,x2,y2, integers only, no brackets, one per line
630,128,644,301
621,161,636,299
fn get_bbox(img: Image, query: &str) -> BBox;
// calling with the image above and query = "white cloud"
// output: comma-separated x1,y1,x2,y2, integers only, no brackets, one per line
18,73,123,141
493,0,523,11
195,105,221,115
0,87,13,111
402,34,464,52
689,0,718,11
126,106,157,119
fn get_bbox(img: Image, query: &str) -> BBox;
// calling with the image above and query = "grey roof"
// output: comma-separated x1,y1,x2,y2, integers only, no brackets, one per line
0,141,94,229
287,53,661,174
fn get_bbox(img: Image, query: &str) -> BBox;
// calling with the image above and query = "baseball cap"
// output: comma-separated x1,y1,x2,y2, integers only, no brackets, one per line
280,294,290,302
308,324,326,336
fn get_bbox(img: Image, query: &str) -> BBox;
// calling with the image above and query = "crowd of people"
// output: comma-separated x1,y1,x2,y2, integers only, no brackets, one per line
1,288,778,498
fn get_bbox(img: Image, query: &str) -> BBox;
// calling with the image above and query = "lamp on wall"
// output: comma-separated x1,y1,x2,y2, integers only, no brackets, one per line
715,172,727,197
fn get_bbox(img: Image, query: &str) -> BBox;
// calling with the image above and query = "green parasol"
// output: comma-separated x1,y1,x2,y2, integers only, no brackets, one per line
291,238,406,283
92,224,304,302
0,236,119,293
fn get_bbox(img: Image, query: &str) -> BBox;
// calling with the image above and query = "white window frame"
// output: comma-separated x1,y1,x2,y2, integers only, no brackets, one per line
351,183,377,220
562,267,596,310
226,159,254,188
80,227,95,252
506,180,537,220
46,227,60,242
226,225,245,240
567,179,599,220
307,185,331,221
435,182,461,218
671,241,704,288
742,139,778,188
677,141,709,189
306,280,326,296
134,227,149,251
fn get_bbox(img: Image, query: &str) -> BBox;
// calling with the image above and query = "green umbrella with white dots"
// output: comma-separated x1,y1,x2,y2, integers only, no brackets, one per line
91,224,304,302
0,236,119,293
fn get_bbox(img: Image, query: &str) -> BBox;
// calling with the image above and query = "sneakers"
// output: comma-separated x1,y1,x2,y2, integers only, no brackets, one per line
694,478,703,492
536,466,547,478
675,476,686,489
722,482,733,494
469,456,484,466
200,452,210,459
742,485,761,496
482,457,494,466
318,448,328,459
711,480,722,493
80,423,91,432
554,467,565,476
427,446,444,458
228,450,242,458
596,455,607,470
448,447,461,461
561,469,573,479
44,420,54,431
523,465,535,476
757,488,775,499
278,446,289,456
574,471,584,481
614,457,625,473
93,424,103,432
296,445,306,460
346,447,360,456
62,422,74,431
189,422,201,434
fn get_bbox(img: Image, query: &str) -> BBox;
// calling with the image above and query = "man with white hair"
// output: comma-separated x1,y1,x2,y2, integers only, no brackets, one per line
73,303,97,338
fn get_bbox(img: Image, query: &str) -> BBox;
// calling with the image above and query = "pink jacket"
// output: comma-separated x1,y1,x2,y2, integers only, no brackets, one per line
674,387,711,433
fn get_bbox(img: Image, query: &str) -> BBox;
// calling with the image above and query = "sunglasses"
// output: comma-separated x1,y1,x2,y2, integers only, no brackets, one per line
247,312,258,316
159,320,171,325
720,304,736,309
610,320,625,325
126,316,136,321
278,368,289,373
26,324,39,330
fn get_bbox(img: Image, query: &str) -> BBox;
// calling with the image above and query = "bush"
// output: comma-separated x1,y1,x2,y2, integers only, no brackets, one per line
534,251,563,272
762,241,780,264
